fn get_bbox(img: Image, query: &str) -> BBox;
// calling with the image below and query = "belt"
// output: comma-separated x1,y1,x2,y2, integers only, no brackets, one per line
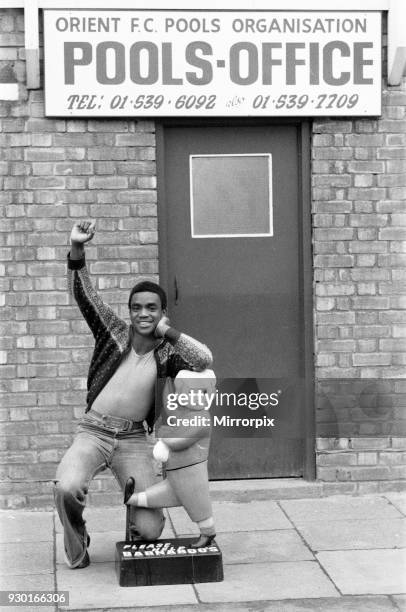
87,409,144,433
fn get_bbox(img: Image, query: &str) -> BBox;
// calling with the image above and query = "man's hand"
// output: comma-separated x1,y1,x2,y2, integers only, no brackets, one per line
70,221,96,245
70,221,96,260
154,316,171,338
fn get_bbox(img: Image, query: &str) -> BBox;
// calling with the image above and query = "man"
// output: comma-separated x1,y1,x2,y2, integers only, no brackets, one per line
55,220,213,569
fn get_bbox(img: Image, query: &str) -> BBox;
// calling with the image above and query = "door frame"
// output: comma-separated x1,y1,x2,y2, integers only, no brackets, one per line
156,118,315,480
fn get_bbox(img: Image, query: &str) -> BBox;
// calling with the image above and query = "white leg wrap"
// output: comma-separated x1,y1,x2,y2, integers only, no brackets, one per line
197,516,214,529
137,491,149,508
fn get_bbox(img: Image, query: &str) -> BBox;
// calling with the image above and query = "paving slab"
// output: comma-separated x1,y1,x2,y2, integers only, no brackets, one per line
214,529,314,564
0,542,53,576
316,549,406,595
280,496,403,524
167,509,199,536
105,596,402,612
393,594,406,611
297,518,406,551
56,561,198,609
0,572,55,590
0,573,56,612
385,493,406,516
0,604,54,612
168,500,292,536
0,573,55,612
0,511,53,543
56,524,175,565
194,561,339,602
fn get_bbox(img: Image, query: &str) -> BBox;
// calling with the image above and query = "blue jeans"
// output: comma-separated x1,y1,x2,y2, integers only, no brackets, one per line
54,412,165,567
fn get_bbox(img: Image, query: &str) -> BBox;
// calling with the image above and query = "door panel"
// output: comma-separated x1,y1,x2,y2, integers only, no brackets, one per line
159,123,307,478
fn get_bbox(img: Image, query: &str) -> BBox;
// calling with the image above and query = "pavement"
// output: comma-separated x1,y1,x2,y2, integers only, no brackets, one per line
0,488,405,612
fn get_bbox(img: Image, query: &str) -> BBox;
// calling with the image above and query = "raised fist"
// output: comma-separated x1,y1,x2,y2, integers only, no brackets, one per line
70,221,96,245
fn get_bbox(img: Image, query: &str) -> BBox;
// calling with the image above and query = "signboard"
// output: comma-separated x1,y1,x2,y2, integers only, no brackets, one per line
44,10,381,117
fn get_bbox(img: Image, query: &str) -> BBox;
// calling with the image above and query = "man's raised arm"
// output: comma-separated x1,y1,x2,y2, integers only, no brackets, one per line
67,221,126,341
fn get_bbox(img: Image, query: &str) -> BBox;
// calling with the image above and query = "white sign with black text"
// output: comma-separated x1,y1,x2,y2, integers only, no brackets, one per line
44,10,381,117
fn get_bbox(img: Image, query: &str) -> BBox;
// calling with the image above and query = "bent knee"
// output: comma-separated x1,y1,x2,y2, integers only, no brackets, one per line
54,479,87,502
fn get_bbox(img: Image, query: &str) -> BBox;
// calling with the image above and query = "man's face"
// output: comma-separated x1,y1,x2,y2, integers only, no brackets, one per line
129,291,164,337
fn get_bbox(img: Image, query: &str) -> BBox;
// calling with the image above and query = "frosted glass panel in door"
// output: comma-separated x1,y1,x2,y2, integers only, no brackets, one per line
190,154,273,238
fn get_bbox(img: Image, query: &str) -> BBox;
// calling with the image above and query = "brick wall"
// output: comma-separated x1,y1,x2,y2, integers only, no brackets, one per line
312,67,406,489
0,8,405,507
0,9,158,508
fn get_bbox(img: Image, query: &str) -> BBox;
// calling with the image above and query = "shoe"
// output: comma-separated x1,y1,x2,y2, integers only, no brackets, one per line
124,476,135,504
73,550,90,569
64,534,91,569
190,533,216,548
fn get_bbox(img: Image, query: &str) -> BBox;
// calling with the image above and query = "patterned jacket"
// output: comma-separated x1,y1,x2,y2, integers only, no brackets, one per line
67,254,213,433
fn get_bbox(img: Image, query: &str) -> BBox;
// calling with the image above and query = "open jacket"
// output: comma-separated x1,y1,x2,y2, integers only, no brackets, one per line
67,254,213,433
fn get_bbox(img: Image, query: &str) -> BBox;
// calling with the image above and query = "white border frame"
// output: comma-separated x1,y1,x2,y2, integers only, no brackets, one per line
2,1,392,7
189,153,273,239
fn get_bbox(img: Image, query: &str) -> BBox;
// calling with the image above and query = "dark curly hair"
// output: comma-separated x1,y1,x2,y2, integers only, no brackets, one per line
128,281,167,310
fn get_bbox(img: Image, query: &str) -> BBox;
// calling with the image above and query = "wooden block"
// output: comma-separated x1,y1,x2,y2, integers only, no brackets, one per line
115,537,223,586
